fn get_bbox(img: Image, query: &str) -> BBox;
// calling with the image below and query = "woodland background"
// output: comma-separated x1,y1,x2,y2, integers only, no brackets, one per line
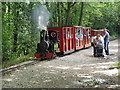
2,2,120,67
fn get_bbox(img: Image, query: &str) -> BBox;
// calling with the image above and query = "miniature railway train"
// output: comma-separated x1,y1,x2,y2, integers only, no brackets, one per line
34,26,105,59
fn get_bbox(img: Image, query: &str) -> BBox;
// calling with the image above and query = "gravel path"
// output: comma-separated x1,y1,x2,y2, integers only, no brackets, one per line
2,39,120,89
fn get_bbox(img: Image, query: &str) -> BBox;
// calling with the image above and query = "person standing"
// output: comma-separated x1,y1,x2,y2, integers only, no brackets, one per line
104,29,110,55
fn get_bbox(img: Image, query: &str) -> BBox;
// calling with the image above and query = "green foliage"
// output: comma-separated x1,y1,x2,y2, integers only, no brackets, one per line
113,62,120,67
2,54,35,68
2,2,38,63
54,43,59,50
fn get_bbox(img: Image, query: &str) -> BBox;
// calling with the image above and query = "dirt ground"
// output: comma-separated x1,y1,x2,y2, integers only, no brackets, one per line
2,39,120,89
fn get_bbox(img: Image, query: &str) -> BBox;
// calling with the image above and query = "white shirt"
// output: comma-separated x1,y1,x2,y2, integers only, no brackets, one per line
95,36,104,47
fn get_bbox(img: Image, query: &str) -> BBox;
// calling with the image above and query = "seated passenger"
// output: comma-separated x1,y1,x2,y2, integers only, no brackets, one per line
76,30,83,45
76,30,83,39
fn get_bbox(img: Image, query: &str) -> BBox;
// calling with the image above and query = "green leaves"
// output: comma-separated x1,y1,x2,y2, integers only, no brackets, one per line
2,2,38,62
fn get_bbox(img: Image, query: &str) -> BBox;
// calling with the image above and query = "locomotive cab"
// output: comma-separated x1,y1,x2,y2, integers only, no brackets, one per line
36,30,49,57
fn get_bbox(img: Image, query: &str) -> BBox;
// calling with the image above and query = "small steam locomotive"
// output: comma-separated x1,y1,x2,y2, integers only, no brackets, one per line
34,29,59,59
34,26,105,59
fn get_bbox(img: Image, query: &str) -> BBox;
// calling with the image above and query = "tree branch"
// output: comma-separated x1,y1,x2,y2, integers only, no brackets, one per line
70,2,76,7
60,2,67,11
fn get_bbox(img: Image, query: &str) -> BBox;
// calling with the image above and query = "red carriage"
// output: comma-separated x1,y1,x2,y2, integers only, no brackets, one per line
48,26,91,55
91,29,105,37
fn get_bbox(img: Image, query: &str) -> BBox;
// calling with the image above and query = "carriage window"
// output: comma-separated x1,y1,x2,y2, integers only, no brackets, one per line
65,29,69,39
69,28,73,38
70,29,73,38
64,30,66,39
70,29,71,38
89,29,91,35
76,28,83,39
75,28,83,46
66,30,68,39
95,31,98,36
66,29,72,39
86,29,90,36
76,28,82,36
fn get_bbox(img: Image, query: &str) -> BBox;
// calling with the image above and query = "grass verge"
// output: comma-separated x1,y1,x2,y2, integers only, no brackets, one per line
113,62,120,67
110,34,118,39
2,54,35,68
113,62,120,75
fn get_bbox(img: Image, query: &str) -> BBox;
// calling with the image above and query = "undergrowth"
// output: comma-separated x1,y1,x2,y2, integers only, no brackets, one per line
2,54,35,68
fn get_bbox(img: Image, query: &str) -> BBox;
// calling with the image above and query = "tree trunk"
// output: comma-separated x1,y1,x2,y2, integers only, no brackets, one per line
78,2,84,26
13,3,19,52
57,2,61,27
60,3,64,27
8,3,11,28
65,2,71,26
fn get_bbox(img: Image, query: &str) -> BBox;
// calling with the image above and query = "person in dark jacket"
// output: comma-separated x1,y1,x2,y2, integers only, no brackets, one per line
104,29,110,55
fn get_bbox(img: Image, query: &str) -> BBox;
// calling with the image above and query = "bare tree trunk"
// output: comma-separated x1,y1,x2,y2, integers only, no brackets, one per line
78,2,84,26
57,2,61,27
65,2,71,26
60,3,64,27
13,3,19,52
